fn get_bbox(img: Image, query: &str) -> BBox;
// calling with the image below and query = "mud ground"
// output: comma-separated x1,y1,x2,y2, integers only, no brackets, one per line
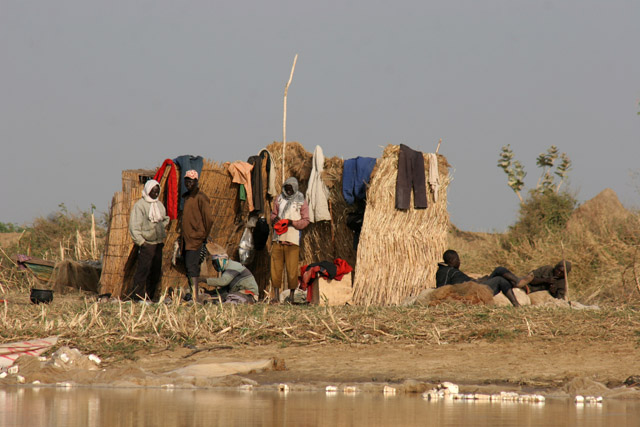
110,337,640,396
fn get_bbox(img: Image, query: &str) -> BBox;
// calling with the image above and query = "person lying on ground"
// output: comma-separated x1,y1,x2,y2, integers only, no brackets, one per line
128,179,170,301
435,249,523,307
197,243,258,304
521,261,571,300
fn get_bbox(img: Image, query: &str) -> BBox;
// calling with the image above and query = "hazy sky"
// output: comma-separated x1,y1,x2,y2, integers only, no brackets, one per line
2,0,639,231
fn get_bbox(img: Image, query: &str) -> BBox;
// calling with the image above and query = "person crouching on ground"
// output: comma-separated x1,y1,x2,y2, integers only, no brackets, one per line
270,177,310,303
197,243,258,303
181,169,214,301
128,179,170,301
435,249,522,307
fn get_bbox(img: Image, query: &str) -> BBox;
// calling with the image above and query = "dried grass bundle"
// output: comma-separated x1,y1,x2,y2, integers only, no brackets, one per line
426,282,495,306
352,144,450,306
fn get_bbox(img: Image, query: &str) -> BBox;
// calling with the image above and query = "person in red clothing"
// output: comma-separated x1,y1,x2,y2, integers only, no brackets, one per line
270,177,310,303
181,170,213,301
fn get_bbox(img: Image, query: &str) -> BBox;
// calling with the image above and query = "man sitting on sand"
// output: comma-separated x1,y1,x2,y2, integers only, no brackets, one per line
435,249,526,307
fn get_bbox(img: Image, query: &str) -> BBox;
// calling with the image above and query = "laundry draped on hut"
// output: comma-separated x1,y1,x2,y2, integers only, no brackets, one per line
395,144,428,210
153,159,178,219
226,161,255,211
226,149,277,213
247,149,276,213
299,258,353,303
261,148,278,199
342,157,376,205
306,145,331,222
427,153,440,202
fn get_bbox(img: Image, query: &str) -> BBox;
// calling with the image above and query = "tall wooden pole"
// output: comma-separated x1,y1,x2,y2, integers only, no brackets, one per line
282,54,298,184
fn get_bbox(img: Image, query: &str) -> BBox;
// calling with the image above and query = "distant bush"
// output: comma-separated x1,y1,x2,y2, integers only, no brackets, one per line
0,222,24,233
8,204,106,260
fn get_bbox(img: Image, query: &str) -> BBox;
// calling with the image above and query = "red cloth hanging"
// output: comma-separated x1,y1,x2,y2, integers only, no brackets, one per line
153,159,178,220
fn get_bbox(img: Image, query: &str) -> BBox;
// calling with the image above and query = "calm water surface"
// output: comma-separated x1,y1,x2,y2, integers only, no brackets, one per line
1,387,639,427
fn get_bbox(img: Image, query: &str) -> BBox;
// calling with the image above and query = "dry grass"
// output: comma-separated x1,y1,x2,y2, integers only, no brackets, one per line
3,266,640,363
448,209,640,305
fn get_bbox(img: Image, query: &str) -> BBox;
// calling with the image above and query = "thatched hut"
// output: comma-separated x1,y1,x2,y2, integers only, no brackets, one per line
99,142,449,305
352,145,450,305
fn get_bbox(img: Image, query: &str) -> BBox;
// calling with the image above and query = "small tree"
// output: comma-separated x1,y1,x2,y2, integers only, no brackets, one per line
497,144,526,203
498,145,572,202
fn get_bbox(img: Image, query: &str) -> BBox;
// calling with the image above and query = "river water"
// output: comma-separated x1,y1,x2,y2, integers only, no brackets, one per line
1,387,639,426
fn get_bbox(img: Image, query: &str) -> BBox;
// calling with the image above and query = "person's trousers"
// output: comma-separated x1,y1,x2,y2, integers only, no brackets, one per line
184,250,202,279
133,243,164,299
481,276,512,296
395,144,428,209
270,242,300,290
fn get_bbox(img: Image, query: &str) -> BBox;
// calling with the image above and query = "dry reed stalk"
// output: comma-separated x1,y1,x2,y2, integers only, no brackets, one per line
352,145,450,306
90,212,97,260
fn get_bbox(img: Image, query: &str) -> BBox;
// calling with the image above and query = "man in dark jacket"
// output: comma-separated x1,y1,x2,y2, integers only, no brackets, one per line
435,250,522,307
181,170,214,301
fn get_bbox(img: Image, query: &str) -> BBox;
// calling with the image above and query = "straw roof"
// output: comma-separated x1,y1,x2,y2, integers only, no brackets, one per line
352,145,450,306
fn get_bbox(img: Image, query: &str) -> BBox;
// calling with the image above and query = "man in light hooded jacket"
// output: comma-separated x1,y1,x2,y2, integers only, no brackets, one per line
270,177,310,302
129,179,170,300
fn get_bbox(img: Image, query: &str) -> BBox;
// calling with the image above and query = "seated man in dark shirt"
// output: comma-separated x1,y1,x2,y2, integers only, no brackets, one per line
435,249,522,307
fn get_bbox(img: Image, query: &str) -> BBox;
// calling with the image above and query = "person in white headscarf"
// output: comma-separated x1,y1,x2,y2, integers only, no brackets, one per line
129,179,170,300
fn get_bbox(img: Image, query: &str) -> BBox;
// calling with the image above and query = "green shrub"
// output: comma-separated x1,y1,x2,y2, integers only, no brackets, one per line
506,190,577,244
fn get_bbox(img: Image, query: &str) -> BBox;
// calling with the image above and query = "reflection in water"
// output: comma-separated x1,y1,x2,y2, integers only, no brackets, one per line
0,387,639,426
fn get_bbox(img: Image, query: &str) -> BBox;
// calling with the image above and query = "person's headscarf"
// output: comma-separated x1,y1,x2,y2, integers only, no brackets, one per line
206,243,229,272
281,177,305,217
142,179,164,223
